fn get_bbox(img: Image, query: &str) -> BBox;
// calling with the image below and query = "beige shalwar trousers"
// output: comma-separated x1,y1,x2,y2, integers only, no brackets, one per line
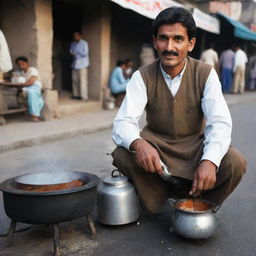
72,67,88,100
112,146,247,214
232,66,246,94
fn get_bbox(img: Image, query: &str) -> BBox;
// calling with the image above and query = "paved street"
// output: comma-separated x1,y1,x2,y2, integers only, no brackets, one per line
0,100,255,256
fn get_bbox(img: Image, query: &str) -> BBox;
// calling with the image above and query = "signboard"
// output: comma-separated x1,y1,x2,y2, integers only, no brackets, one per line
193,8,220,34
251,23,256,33
110,0,182,19
209,1,241,21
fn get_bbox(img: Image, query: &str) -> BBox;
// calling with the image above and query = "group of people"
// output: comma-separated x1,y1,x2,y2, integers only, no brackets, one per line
219,45,248,94
110,43,255,106
0,30,90,122
200,44,256,94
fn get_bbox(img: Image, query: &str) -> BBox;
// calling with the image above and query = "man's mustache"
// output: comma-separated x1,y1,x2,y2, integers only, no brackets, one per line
161,50,179,57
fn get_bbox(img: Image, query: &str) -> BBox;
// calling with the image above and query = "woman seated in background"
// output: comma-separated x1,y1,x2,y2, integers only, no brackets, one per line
15,56,44,122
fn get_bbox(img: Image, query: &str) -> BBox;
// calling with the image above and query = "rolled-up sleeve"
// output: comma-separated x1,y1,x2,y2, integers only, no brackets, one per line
112,70,147,150
201,68,232,167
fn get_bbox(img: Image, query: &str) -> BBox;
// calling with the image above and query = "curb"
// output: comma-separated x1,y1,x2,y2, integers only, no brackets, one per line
0,123,113,154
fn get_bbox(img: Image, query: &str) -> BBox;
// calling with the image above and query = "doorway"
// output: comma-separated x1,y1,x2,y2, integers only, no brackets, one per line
52,0,83,95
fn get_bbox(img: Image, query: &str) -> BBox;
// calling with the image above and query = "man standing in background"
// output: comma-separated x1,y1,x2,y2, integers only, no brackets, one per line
248,55,256,91
70,31,89,101
200,43,218,70
140,43,156,66
219,47,235,93
232,45,248,94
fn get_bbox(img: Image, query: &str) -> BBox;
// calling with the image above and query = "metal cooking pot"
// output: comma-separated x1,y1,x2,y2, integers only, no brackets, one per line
170,198,220,240
97,170,139,225
0,171,100,224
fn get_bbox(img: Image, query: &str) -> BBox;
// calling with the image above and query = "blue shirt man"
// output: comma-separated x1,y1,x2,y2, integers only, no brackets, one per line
109,60,130,95
70,32,89,100
70,39,89,69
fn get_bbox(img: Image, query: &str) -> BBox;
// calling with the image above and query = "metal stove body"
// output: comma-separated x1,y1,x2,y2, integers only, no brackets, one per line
0,171,100,256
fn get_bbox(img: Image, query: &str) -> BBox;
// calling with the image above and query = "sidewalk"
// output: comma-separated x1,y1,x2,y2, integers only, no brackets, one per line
0,110,117,153
0,92,255,153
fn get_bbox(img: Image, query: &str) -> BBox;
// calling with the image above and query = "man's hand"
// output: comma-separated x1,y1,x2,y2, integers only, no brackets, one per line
130,139,162,174
189,160,217,197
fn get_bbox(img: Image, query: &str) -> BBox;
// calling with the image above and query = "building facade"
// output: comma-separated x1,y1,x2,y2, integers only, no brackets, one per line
0,0,154,111
0,0,255,114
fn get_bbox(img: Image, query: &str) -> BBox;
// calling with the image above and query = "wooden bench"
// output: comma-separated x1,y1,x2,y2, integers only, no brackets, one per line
0,82,27,125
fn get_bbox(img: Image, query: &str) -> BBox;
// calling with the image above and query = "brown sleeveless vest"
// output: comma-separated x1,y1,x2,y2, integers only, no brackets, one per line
139,57,212,180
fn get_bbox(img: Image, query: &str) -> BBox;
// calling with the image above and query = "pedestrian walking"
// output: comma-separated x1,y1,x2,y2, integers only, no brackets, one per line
219,47,235,93
232,45,248,94
70,31,89,101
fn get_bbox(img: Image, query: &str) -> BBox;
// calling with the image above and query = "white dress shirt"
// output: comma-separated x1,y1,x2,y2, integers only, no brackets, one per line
234,49,248,71
200,48,218,67
112,63,232,168
0,30,12,73
21,67,42,88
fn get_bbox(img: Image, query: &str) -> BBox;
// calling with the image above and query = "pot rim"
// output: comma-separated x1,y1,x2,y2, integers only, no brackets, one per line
174,198,217,214
0,171,100,196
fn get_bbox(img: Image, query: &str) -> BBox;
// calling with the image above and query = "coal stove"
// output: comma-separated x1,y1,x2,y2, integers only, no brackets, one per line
0,171,100,256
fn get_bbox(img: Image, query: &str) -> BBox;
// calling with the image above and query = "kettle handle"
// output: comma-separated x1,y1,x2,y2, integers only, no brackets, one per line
111,169,122,178
212,204,221,213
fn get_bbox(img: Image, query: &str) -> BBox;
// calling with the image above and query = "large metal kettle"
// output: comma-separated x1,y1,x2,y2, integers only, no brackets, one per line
97,170,139,225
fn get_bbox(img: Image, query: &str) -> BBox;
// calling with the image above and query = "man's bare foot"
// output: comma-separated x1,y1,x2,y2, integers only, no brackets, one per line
31,116,40,122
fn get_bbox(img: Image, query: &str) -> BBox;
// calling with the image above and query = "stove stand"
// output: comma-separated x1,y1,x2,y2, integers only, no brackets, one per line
5,214,96,256
6,220,16,246
53,223,61,256
87,214,96,236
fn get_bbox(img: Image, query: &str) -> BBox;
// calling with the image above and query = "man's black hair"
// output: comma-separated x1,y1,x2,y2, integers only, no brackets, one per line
116,60,124,66
152,7,196,40
15,56,28,63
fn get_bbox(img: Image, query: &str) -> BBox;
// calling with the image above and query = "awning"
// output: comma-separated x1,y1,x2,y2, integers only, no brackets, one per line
218,13,256,42
110,0,182,19
192,8,220,34
111,1,221,35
